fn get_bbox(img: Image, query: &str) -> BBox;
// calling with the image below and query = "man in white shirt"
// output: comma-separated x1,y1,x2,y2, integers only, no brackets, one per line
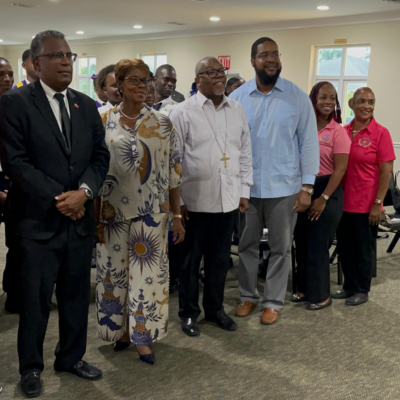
153,64,178,115
169,57,253,336
97,64,121,114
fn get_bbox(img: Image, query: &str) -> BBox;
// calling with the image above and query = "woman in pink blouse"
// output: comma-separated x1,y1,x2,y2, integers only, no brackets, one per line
332,88,395,306
292,82,351,310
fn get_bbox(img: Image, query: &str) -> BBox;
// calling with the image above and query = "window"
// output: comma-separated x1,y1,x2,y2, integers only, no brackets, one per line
141,54,167,73
76,57,97,100
313,45,371,124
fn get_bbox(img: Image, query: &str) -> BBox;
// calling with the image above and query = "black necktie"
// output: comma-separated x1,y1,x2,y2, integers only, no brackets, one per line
54,93,71,153
153,102,162,111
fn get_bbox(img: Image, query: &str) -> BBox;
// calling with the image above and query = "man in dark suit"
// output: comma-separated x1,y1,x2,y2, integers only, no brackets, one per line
0,30,110,398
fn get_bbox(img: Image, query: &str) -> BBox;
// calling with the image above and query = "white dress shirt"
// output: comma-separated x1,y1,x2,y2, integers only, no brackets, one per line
40,79,70,131
169,91,253,213
154,96,178,116
98,101,115,115
40,80,92,197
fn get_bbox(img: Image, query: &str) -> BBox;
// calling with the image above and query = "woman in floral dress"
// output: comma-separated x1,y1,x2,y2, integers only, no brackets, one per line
96,59,184,364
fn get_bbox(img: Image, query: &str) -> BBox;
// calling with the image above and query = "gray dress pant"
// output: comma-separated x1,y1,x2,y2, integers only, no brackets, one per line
238,195,297,311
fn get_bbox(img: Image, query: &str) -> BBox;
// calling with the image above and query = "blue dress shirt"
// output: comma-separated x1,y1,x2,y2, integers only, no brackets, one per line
230,76,319,199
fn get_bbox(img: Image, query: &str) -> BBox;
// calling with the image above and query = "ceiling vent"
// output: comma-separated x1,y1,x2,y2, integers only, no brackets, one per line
167,22,188,26
11,3,39,7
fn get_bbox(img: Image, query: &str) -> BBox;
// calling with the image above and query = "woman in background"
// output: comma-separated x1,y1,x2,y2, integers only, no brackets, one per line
292,82,350,310
332,87,395,306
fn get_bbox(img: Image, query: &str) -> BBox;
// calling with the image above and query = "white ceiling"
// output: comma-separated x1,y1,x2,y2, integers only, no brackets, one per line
0,0,400,45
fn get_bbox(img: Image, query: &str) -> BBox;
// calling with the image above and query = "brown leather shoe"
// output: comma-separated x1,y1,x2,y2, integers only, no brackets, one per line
235,301,257,317
260,307,279,325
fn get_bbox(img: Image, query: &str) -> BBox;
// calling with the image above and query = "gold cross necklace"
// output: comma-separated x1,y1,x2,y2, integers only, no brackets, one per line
202,100,230,168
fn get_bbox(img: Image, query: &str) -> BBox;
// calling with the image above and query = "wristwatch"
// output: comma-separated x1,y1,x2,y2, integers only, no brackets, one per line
173,214,182,219
301,186,314,195
81,187,92,199
321,194,329,201
374,199,383,205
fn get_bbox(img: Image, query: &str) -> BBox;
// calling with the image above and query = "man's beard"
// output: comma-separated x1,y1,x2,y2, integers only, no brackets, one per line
254,65,282,85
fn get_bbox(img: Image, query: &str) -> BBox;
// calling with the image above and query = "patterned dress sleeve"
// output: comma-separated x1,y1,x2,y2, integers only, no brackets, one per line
168,126,182,190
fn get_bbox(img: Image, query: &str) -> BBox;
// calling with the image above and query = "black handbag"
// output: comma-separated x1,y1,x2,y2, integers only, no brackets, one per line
391,171,400,213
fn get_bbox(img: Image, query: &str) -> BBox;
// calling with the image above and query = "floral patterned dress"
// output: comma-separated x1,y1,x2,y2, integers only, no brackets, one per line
96,105,182,345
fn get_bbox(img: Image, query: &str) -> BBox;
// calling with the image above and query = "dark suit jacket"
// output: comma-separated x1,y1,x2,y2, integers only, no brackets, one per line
0,80,110,240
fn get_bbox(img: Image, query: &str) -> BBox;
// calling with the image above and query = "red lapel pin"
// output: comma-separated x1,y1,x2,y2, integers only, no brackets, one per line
74,103,79,109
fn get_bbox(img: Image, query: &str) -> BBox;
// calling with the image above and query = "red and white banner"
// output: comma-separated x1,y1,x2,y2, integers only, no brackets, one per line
218,55,231,70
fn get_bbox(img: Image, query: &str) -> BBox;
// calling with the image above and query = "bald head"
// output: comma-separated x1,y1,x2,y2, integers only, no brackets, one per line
195,56,227,102
195,57,222,75
353,87,375,101
154,64,177,102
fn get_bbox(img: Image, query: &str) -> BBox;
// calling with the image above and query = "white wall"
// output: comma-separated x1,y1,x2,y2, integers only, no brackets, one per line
2,20,400,162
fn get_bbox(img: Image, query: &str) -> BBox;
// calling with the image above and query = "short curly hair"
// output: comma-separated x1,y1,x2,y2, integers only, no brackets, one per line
115,59,150,84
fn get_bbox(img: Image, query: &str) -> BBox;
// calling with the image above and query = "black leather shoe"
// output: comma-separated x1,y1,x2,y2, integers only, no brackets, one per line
113,341,131,352
306,297,332,311
20,371,42,398
331,289,356,299
345,294,368,306
55,360,102,380
180,317,200,337
290,294,306,303
205,310,238,332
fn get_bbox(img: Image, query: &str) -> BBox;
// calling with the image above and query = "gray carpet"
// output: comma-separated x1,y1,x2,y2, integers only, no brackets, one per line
1,225,400,400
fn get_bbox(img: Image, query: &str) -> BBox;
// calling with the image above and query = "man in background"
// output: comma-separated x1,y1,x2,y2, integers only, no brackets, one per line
153,64,178,114
12,49,38,89
0,57,14,96
0,57,17,313
97,64,121,114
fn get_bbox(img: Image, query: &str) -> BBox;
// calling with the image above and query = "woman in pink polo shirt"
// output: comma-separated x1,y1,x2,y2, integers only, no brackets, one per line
332,87,395,306
292,82,351,310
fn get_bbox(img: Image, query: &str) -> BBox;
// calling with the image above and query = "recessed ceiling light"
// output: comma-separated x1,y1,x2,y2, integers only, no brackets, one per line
317,5,330,10
0,40,3,43
133,25,143,29
76,31,84,34
210,16,220,21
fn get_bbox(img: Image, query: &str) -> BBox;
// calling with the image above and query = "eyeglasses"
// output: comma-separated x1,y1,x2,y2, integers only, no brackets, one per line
197,67,228,78
256,52,281,61
37,52,77,63
125,76,153,86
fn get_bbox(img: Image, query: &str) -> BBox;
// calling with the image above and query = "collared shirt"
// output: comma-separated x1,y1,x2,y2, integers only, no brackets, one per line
153,96,178,115
96,96,106,108
40,80,92,197
342,118,395,213
169,91,253,213
40,80,69,132
12,78,28,90
318,119,351,176
230,76,319,199
98,101,114,115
